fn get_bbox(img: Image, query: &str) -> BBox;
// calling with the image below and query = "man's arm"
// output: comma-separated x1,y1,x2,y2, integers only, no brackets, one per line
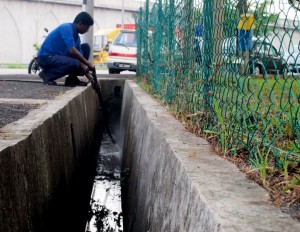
69,46,98,86
68,47,95,71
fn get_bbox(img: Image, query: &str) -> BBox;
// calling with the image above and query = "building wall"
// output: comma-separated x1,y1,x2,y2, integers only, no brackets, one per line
0,0,144,64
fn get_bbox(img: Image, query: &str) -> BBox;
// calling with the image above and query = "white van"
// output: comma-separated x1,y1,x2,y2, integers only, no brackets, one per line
106,30,137,74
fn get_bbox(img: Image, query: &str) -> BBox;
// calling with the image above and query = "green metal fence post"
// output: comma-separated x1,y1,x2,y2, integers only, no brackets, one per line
203,0,214,112
165,0,176,104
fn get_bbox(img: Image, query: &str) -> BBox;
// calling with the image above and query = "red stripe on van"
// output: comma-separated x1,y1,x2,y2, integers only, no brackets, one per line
109,52,137,58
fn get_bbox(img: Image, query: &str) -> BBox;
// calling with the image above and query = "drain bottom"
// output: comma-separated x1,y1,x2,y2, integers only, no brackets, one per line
85,133,123,232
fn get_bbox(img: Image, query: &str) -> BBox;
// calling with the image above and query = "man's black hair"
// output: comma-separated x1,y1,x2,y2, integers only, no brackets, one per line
74,12,94,26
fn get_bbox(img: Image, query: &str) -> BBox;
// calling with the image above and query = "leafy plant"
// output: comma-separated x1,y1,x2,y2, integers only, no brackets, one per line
136,76,153,93
33,42,40,52
283,174,300,192
204,100,229,152
251,0,280,37
250,147,271,186
280,154,290,181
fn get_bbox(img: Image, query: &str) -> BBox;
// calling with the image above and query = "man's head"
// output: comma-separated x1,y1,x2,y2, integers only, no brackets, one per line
74,12,94,34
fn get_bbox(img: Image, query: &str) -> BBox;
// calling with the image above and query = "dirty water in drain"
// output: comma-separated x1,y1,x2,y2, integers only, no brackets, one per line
85,133,123,232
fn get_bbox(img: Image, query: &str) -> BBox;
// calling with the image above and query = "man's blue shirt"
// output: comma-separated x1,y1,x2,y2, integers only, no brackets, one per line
38,23,82,57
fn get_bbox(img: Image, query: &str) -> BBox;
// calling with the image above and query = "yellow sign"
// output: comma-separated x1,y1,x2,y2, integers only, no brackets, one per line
238,14,255,30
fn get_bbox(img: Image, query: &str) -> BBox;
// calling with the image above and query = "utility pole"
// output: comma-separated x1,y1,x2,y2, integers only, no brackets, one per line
82,0,94,61
122,0,124,29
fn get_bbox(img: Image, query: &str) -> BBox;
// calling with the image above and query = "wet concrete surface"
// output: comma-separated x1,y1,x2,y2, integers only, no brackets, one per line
85,86,124,232
85,134,123,232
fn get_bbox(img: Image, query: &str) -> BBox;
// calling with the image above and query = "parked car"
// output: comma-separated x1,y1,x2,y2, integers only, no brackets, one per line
93,28,121,65
222,37,288,75
283,43,300,73
106,30,137,74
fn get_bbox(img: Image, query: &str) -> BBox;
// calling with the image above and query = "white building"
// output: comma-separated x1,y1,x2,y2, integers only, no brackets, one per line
0,0,145,63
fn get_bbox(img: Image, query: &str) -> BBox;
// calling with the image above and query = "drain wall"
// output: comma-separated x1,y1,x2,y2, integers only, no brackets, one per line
0,78,126,232
120,80,300,232
0,86,100,232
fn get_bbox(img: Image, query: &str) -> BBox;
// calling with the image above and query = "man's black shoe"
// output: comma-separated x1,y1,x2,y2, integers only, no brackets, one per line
38,71,57,86
65,75,87,87
44,80,57,85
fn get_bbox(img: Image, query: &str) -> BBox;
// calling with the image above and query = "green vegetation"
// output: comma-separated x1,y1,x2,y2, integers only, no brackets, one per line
0,64,27,69
203,101,230,152
33,42,40,53
250,147,271,186
214,74,300,158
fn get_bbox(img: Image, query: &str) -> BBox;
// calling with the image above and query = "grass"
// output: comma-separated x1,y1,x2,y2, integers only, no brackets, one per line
0,64,27,69
203,100,230,152
249,77,299,115
249,147,271,187
214,74,300,157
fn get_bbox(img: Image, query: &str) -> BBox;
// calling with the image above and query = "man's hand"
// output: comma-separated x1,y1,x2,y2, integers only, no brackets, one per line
92,82,101,90
69,47,95,72
80,62,90,74
83,67,100,91
86,61,95,71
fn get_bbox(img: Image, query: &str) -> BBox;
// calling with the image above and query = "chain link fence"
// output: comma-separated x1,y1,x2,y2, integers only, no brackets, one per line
135,0,300,168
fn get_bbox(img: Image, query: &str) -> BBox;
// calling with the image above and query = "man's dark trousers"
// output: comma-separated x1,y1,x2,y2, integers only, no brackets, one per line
37,43,90,81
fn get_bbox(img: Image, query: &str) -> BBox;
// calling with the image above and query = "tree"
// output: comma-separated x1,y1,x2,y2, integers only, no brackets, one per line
252,0,279,37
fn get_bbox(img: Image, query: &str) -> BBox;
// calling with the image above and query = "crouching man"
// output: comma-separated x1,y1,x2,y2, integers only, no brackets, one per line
37,12,95,86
